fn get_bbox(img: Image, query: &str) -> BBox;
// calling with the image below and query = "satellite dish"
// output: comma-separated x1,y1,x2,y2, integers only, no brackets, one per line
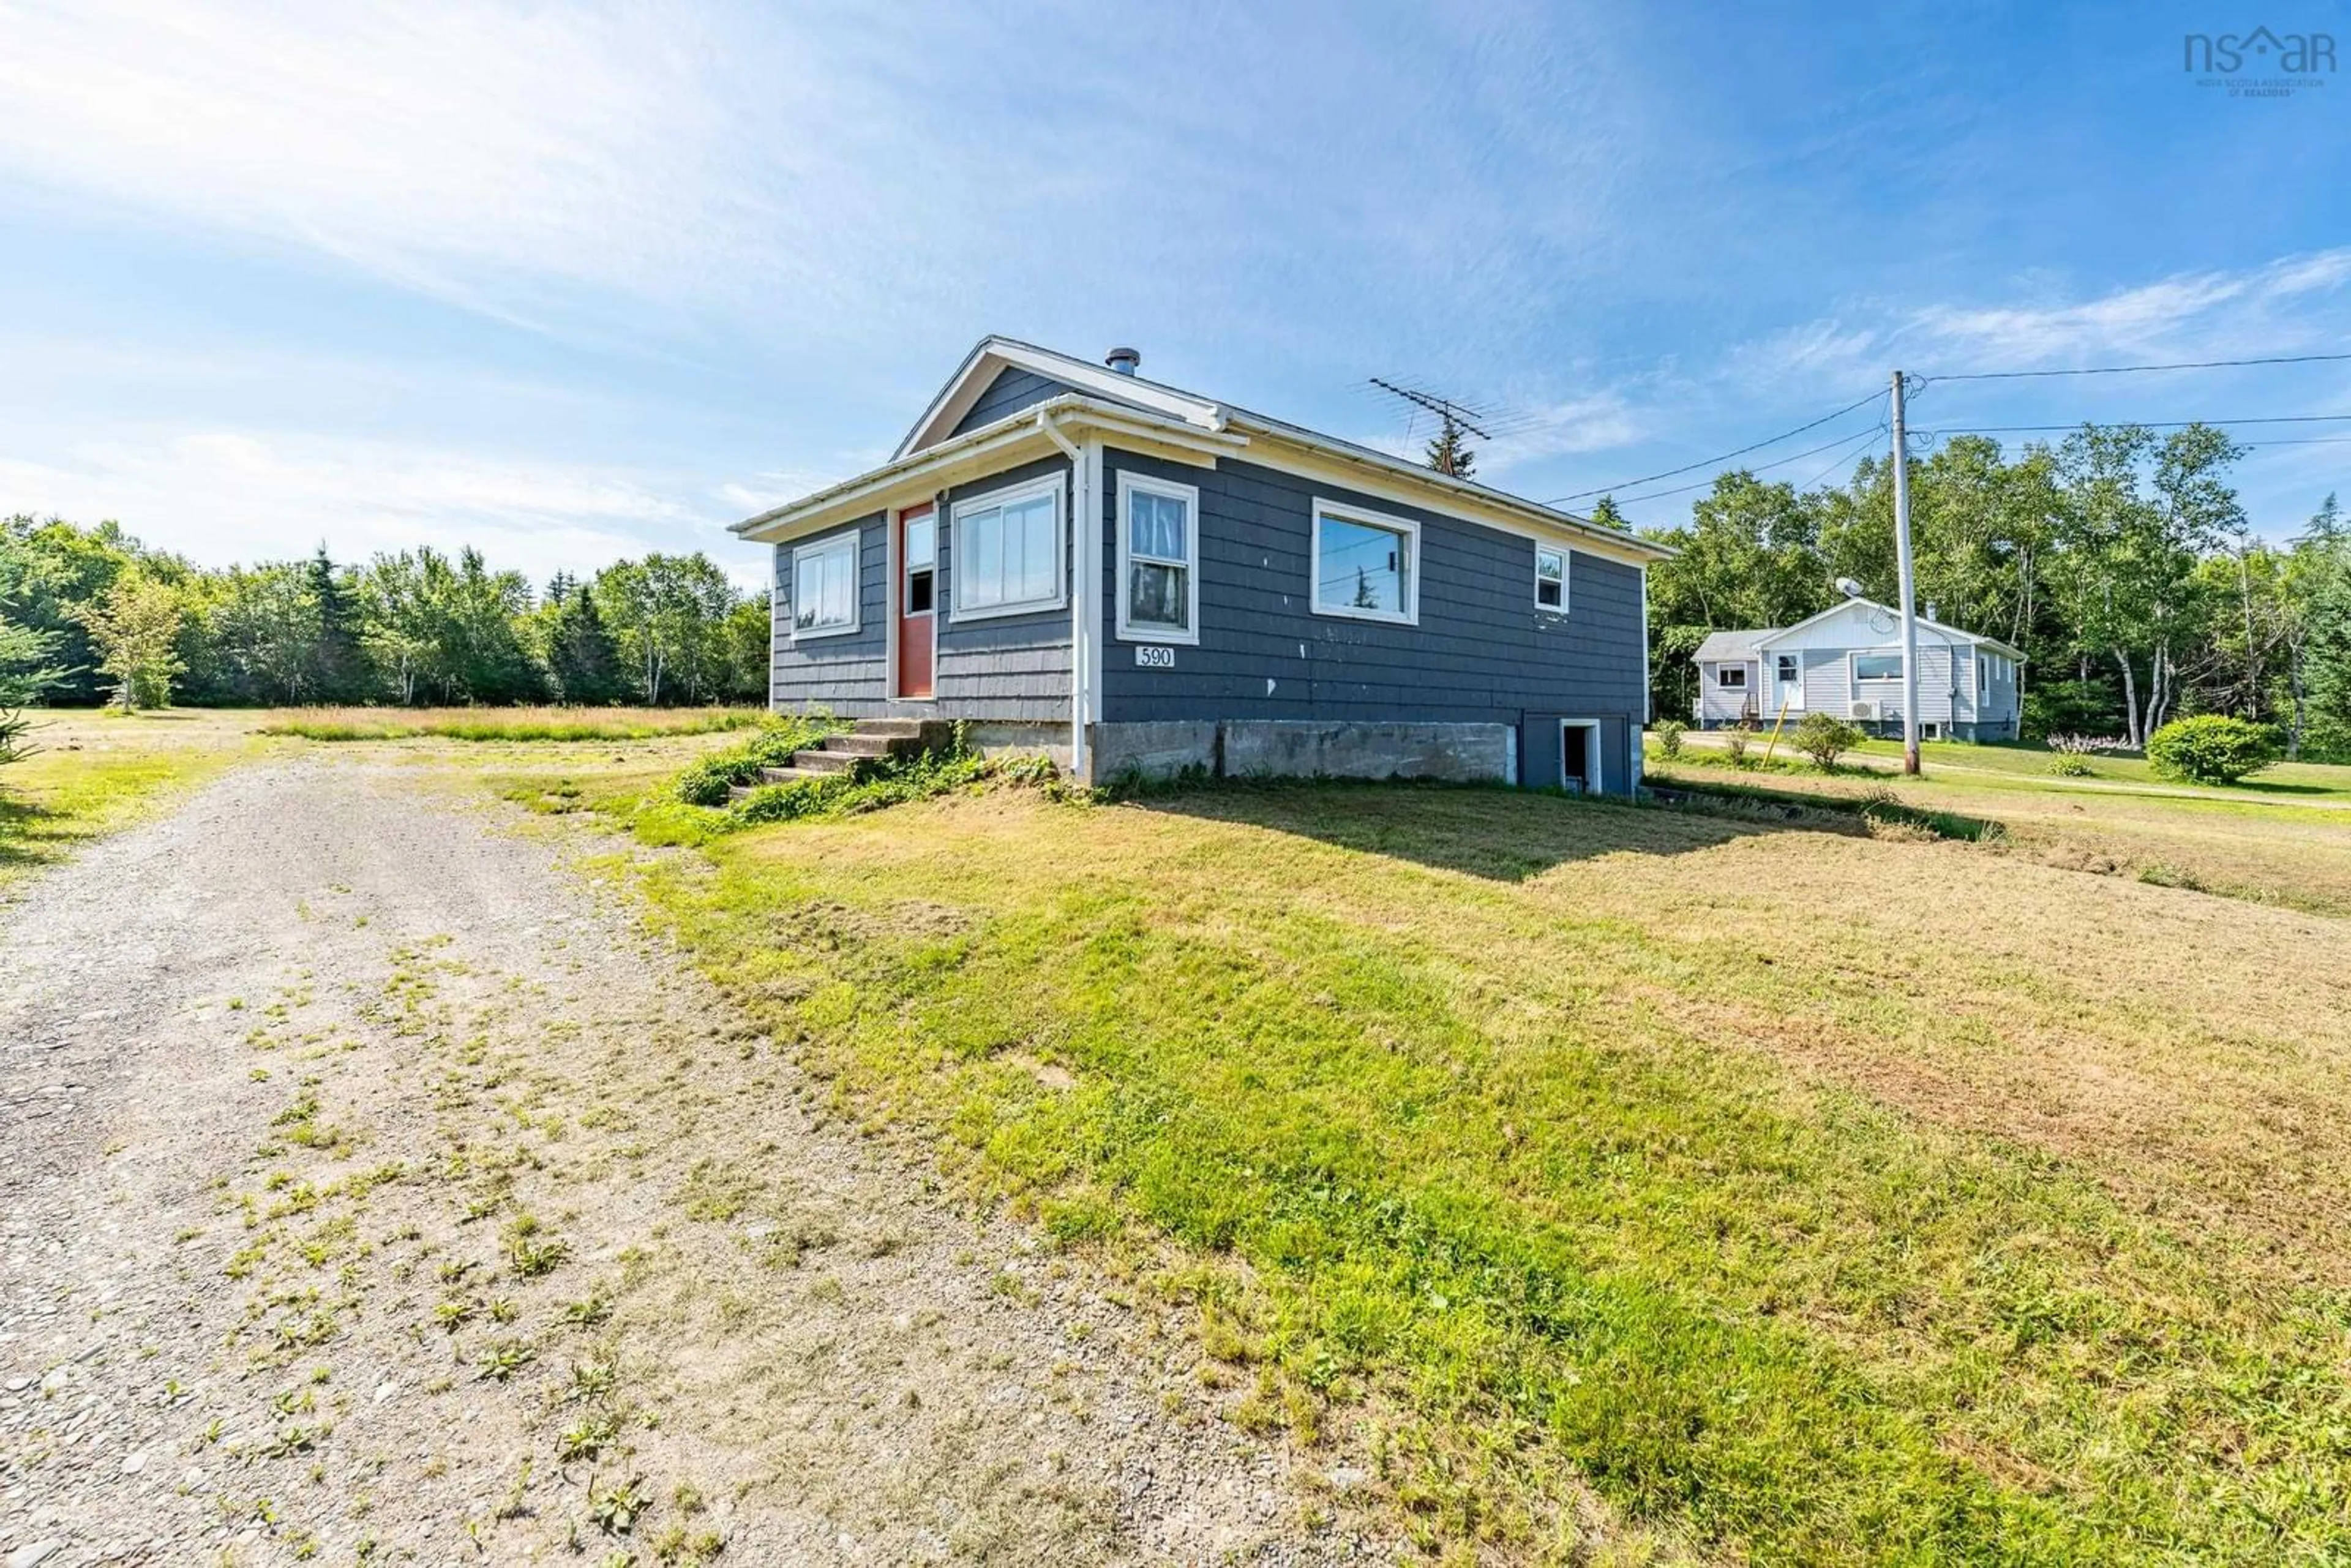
1835,577,1867,599
1868,606,1898,636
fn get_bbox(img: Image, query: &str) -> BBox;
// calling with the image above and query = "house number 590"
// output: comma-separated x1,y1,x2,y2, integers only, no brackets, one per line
1134,645,1176,669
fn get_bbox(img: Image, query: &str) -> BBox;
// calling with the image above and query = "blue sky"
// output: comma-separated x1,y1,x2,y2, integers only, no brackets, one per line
2,1,2345,590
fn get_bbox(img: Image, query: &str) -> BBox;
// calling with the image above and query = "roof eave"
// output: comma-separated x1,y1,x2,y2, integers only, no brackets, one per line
1228,413,1676,563
1750,601,2028,661
891,336,1230,462
735,395,1247,545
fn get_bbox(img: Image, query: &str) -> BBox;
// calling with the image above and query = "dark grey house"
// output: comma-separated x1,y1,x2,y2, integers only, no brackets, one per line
733,338,1673,793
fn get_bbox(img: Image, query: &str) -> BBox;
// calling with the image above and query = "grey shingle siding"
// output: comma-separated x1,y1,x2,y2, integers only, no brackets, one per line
935,456,1073,721
948,367,1080,438
770,516,886,712
768,441,1653,789
1097,449,1646,785
767,457,1074,721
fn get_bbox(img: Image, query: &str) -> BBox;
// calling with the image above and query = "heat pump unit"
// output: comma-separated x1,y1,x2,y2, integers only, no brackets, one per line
1849,700,1877,721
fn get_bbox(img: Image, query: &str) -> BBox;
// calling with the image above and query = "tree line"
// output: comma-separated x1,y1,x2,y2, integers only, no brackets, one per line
1633,423,2351,757
0,515,773,711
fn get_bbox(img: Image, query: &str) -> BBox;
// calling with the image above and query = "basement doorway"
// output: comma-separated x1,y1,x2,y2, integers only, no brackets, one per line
1559,719,1602,794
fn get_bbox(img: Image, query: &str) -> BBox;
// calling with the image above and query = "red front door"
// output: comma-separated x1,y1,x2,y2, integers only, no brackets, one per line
896,505,936,699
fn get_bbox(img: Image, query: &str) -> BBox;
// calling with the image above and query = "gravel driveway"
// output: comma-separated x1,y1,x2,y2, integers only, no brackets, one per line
1,757,1383,1565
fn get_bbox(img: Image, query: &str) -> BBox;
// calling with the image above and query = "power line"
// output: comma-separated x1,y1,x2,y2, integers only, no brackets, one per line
1613,421,1886,508
1547,386,1885,504
1921,413,2351,436
1793,426,1892,489
1921,350,2351,384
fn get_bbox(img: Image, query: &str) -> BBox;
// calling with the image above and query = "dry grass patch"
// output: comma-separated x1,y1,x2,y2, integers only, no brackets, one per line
574,775,2351,1565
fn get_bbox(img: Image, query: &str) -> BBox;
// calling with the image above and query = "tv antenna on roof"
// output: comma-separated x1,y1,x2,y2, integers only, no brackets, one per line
1367,377,1495,443
1367,377,1512,478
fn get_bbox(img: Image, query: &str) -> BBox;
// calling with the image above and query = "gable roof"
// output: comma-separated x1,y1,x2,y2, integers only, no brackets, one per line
1752,597,2027,661
735,336,1671,568
894,338,1228,459
1693,629,1771,664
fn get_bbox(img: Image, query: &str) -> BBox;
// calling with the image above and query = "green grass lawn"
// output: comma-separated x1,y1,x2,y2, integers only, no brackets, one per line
0,708,258,891
1679,726,2351,805
497,757,2351,1566
1651,732,2351,919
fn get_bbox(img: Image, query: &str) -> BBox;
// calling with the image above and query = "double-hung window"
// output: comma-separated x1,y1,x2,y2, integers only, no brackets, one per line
790,531,860,638
1117,473,1199,642
1310,499,1419,624
1717,665,1747,689
1535,544,1567,611
951,476,1063,620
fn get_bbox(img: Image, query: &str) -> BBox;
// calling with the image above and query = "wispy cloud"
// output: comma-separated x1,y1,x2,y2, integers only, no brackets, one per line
0,4,740,320
0,1,1053,351
1905,250,2351,367
0,429,765,587
1719,248,2351,396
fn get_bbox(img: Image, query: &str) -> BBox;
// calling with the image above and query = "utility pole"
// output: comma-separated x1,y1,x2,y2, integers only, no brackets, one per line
1889,369,1923,776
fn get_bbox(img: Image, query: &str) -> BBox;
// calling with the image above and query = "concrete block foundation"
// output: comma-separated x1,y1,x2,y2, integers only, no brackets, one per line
1089,719,1510,785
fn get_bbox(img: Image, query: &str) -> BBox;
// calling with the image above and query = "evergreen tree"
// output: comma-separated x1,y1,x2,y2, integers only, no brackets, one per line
546,580,622,703
2301,495,2351,757
1587,495,1629,530
307,544,365,702
1424,413,1477,480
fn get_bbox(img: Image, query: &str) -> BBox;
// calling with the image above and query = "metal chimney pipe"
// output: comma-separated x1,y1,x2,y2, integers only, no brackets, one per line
1104,347,1141,375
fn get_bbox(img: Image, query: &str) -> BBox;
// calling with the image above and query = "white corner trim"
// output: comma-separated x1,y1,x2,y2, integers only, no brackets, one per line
1113,470,1202,645
787,528,862,641
1308,497,1421,626
1637,561,1651,726
947,471,1067,624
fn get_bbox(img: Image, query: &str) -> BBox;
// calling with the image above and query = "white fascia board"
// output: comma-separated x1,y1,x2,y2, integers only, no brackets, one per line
1229,419,1675,568
737,396,1243,546
893,337,1228,460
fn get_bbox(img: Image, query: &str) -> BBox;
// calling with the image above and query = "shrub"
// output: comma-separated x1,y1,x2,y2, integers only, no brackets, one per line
2045,753,2095,776
1652,720,1685,760
1723,727,1750,765
732,743,997,823
673,713,839,805
1790,713,1863,771
2145,715,2281,786
0,708,33,767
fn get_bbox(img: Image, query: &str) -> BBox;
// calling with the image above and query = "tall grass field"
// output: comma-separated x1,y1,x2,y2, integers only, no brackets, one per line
258,706,764,743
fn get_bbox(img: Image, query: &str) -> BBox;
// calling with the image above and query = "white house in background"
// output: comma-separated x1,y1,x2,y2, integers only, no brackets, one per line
1692,597,2025,741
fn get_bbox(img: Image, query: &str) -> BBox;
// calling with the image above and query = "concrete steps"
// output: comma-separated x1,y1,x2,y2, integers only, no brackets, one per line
727,719,955,803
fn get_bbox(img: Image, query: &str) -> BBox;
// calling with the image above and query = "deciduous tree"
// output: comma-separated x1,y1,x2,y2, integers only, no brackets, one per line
69,569,186,710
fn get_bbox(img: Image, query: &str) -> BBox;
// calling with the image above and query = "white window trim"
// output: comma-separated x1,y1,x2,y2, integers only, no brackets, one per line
1309,498,1420,626
1114,470,1201,645
789,529,862,642
949,473,1067,624
1534,543,1569,614
1851,651,1905,683
1716,664,1747,689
